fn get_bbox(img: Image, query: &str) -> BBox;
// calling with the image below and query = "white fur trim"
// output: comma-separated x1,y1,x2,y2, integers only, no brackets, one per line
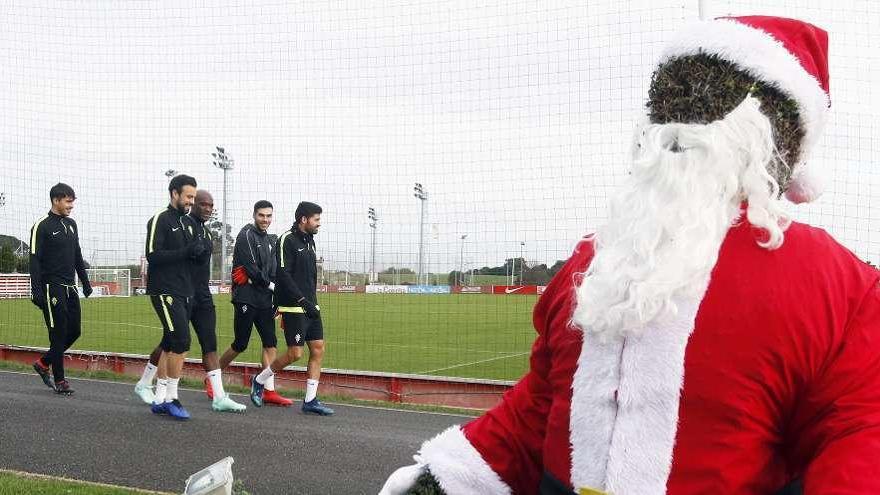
660,19,829,174
784,164,825,203
605,298,701,494
418,425,511,495
569,334,625,488
570,297,703,494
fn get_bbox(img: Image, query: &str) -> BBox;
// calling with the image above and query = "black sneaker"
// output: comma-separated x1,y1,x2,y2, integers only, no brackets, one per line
54,380,74,395
33,360,55,390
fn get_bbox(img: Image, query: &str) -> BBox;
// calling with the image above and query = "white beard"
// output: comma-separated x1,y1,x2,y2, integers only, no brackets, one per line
572,95,791,340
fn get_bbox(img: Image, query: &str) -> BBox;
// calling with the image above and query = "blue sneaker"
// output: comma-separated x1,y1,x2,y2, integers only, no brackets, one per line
165,399,191,420
151,401,168,415
250,377,265,407
301,398,334,416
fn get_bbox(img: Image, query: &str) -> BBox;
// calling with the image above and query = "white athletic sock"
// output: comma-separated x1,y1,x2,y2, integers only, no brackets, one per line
304,379,319,402
207,369,225,399
265,374,275,391
255,367,274,385
166,377,179,402
154,378,168,404
138,363,158,387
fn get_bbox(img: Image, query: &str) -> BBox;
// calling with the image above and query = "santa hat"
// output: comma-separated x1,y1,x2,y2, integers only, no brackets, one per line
659,16,830,203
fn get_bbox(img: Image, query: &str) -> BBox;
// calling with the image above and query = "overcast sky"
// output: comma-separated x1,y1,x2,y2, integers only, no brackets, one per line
2,0,879,274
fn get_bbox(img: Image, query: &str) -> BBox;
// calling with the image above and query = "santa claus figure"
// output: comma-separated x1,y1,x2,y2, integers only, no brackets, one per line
381,15,880,495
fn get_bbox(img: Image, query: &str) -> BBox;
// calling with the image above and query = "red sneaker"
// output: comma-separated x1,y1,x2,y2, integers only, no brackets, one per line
204,377,214,400
263,389,293,406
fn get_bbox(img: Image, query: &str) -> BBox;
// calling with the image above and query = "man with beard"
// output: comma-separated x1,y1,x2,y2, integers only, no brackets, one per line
381,16,880,495
250,201,334,416
143,174,205,420
216,200,292,406
134,189,245,413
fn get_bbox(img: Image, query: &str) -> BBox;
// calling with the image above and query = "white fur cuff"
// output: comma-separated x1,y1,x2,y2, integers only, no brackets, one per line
418,426,512,495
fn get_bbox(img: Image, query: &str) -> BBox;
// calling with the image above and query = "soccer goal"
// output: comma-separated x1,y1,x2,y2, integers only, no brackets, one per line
85,268,131,297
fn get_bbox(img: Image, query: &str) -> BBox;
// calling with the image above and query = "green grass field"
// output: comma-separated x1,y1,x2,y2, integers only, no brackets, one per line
0,293,538,381
0,471,169,495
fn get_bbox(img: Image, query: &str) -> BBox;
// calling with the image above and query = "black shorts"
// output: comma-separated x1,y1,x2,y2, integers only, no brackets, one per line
190,296,217,354
231,302,277,352
280,313,324,347
150,294,192,354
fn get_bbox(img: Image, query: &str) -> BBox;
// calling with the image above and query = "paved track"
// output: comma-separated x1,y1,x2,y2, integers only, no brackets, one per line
0,370,467,494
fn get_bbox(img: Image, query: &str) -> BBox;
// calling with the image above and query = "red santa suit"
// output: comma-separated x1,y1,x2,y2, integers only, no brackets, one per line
417,219,880,494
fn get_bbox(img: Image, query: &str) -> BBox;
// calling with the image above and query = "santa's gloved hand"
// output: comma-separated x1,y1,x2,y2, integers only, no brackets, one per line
378,460,426,495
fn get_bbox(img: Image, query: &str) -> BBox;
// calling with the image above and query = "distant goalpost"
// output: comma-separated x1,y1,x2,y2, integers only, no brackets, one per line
85,268,131,298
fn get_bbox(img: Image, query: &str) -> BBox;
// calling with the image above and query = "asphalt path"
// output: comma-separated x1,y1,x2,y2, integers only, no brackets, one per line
0,370,467,494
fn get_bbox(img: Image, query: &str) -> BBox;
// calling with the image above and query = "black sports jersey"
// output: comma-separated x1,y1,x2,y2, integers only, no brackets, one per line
231,223,276,309
187,213,214,300
29,211,89,293
145,205,196,297
274,227,317,307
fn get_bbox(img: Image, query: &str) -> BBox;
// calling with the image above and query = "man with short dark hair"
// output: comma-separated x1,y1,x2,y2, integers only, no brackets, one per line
30,183,93,395
143,174,205,420
218,200,291,406
134,189,245,413
251,201,333,415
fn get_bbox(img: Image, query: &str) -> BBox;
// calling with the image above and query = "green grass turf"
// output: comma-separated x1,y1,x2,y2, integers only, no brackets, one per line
0,470,170,495
0,293,538,381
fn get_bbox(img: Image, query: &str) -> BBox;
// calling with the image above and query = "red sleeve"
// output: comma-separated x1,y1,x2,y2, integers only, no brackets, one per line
461,238,593,493
790,280,880,494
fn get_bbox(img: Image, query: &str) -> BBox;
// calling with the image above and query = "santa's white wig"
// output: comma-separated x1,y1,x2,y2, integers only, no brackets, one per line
572,95,790,340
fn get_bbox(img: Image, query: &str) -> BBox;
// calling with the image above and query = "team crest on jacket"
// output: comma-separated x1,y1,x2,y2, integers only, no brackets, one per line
51,297,58,306
165,295,173,305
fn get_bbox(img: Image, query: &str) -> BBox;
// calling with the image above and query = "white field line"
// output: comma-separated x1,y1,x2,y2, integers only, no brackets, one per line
420,351,530,375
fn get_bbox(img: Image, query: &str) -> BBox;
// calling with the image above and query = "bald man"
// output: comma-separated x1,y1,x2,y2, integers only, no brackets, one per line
134,189,245,413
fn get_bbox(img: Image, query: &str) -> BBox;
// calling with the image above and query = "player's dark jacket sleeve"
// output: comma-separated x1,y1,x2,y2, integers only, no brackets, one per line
72,219,90,289
29,219,46,297
275,233,304,301
235,228,267,286
197,227,213,265
145,214,187,266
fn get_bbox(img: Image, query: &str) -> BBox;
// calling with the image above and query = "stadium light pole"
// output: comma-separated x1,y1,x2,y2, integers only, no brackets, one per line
458,234,468,286
519,241,526,284
211,146,234,286
413,183,428,285
368,207,378,283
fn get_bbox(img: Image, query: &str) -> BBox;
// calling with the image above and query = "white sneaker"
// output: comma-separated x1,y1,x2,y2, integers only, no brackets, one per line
212,395,247,413
134,382,155,405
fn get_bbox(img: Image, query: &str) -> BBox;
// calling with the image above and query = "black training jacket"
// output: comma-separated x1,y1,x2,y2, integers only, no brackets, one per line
273,227,318,307
145,205,195,297
29,211,90,295
187,213,214,301
231,223,276,309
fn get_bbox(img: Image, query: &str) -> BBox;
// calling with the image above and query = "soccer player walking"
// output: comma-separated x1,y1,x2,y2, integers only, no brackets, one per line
30,183,93,395
218,200,292,406
134,190,245,412
251,201,333,416
143,174,205,420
